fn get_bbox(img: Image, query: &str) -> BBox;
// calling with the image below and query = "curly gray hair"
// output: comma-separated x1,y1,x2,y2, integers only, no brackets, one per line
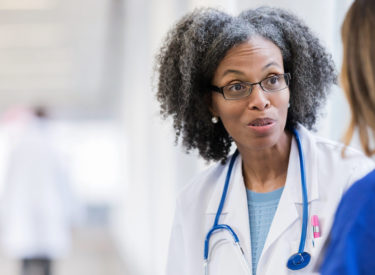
156,7,337,162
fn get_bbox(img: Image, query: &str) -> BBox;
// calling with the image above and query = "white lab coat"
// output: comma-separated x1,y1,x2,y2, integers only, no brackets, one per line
166,125,375,275
0,118,75,259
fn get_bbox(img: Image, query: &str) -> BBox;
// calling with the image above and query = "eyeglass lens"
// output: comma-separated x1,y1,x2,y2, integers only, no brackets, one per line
222,74,289,100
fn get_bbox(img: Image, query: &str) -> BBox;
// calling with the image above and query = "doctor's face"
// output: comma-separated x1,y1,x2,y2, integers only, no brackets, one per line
210,36,290,152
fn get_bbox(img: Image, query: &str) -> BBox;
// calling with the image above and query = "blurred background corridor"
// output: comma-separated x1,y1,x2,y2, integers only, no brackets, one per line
0,227,125,275
0,0,359,275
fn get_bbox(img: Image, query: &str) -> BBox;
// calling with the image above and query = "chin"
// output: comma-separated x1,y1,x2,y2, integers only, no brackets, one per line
238,128,287,151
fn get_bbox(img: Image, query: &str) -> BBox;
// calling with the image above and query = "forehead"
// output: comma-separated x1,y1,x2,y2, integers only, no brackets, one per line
216,36,283,71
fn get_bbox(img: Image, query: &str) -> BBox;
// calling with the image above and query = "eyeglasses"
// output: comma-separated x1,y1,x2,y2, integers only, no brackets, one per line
211,73,291,100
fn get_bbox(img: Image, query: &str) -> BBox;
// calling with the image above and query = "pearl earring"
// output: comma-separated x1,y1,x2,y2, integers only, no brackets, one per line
288,103,291,108
211,116,219,124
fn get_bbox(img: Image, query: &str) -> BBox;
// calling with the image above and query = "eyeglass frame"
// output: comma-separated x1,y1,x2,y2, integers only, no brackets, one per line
210,73,291,100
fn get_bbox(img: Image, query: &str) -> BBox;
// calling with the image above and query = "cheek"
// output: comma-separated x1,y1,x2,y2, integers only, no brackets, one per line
278,91,290,109
283,89,290,104
277,92,290,121
217,104,247,138
217,103,246,121
211,94,243,118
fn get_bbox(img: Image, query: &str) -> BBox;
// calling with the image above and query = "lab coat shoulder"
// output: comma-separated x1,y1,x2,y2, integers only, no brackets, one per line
166,159,229,275
175,161,227,214
305,127,375,192
298,126,374,214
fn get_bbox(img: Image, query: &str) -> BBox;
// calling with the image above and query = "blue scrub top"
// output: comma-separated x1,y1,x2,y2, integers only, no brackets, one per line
320,169,375,275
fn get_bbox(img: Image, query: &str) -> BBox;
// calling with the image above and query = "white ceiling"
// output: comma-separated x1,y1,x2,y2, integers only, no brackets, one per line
0,0,124,118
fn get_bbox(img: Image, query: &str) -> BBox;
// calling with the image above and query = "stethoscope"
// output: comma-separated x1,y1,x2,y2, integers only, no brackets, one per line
203,129,310,274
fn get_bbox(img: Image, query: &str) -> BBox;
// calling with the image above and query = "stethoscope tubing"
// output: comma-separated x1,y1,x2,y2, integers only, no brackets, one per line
292,128,308,254
213,149,239,227
204,149,239,260
203,129,310,271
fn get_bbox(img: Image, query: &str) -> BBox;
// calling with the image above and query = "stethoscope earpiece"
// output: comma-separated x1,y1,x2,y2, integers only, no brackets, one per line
287,252,311,270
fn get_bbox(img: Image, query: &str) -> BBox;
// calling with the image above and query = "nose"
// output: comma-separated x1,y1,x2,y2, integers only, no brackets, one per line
247,84,270,111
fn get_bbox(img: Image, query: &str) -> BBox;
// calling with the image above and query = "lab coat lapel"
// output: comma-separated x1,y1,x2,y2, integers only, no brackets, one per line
260,137,300,254
205,153,252,272
260,126,319,267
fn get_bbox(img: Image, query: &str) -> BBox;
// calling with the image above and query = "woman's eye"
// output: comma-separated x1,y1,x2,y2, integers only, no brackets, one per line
268,76,279,85
229,83,246,92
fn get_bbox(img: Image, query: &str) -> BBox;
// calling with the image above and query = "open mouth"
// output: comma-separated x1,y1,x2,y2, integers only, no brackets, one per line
249,118,274,127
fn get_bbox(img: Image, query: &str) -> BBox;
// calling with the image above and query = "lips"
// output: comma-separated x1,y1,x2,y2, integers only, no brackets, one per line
248,118,275,127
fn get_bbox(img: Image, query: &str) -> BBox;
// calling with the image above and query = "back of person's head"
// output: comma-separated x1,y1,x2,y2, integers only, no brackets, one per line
34,106,48,119
342,0,375,156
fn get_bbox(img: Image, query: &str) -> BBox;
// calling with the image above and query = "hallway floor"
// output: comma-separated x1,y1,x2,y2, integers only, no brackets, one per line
0,226,125,275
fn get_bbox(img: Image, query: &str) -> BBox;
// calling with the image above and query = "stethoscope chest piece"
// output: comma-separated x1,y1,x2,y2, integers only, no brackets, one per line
286,252,311,270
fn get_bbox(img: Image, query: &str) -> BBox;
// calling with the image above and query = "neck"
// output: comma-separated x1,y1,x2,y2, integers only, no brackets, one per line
239,130,292,193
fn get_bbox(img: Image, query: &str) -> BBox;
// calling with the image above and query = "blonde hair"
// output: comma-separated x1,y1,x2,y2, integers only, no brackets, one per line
341,0,375,156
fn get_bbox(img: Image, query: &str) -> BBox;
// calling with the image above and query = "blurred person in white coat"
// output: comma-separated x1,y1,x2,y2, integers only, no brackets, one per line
0,107,76,275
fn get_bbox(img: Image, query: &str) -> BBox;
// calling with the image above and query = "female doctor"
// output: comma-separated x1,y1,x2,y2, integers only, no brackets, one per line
155,7,374,275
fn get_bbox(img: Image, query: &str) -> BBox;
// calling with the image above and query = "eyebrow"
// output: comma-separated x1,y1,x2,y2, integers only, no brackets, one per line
263,62,282,71
221,62,283,77
222,69,245,77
